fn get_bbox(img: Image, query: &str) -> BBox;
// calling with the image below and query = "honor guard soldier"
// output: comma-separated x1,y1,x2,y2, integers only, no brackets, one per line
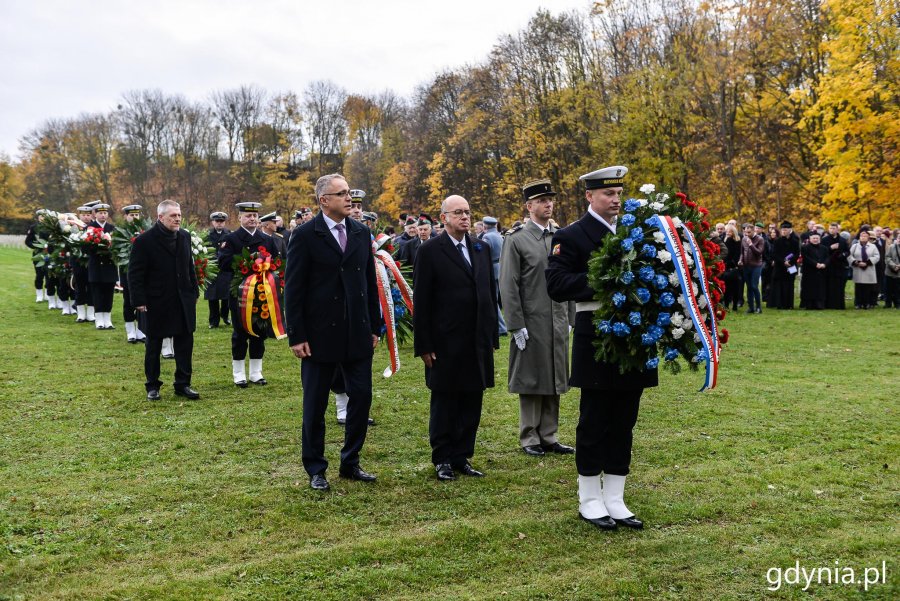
349,189,365,221
217,202,281,387
260,212,287,257
88,202,118,330
481,215,507,335
546,166,656,531
73,204,97,322
205,212,232,328
25,211,48,303
500,179,575,458
120,205,148,343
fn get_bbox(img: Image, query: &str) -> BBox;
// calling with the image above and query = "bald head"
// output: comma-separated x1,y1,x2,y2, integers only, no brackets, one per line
440,195,471,240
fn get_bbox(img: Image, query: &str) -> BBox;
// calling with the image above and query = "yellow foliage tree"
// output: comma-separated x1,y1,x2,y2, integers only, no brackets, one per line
262,162,315,218
805,0,900,229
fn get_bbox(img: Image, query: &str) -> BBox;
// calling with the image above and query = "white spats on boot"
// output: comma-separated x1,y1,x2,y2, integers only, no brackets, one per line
95,312,105,329
62,300,74,315
232,360,247,384
125,321,136,342
135,325,146,341
162,337,174,358
86,306,96,322
36,290,44,302
48,295,59,309
76,305,86,322
334,393,349,421
105,313,114,328
602,474,635,519
248,359,265,383
578,475,610,519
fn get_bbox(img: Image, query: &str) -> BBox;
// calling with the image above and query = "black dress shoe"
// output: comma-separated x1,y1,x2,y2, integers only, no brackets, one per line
579,513,617,530
310,473,329,491
336,418,346,426
453,462,485,477
162,354,175,360
339,465,377,482
435,463,456,481
543,442,575,455
250,377,267,386
174,387,200,400
522,445,545,456
614,515,644,529
235,380,248,388
146,389,161,401
223,319,231,325
208,324,218,329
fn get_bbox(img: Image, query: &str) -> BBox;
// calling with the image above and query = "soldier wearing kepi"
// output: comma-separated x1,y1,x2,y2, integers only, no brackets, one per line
120,205,147,343
88,202,118,330
73,203,97,322
217,202,281,387
546,166,657,531
500,179,575,458
204,212,232,328
259,212,287,257
349,189,365,221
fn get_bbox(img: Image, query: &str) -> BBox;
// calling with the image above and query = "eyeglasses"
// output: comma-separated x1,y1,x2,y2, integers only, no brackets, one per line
442,209,471,217
323,189,351,198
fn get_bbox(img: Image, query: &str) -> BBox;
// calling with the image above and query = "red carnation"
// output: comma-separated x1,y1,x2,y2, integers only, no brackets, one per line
240,266,249,275
258,246,266,252
700,220,710,231
718,328,729,344
715,307,727,321
685,200,697,209
698,207,710,216
675,192,687,201
685,221,695,232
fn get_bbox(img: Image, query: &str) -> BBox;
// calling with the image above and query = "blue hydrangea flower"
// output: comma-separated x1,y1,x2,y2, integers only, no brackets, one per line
628,311,642,326
648,325,665,339
379,324,387,335
641,244,656,258
654,274,669,290
394,305,406,318
638,266,655,282
641,333,656,346
629,227,644,241
620,271,634,284
391,288,402,302
598,320,611,334
624,198,641,213
636,288,651,304
656,312,671,327
612,292,627,307
696,348,709,361
646,357,660,369
620,214,636,226
660,292,675,307
664,348,680,361
645,215,660,227
621,238,634,252
612,322,631,337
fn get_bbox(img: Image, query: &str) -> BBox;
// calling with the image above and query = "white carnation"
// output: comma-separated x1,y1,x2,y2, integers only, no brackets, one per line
638,199,648,207
650,202,665,211
685,254,694,267
668,272,679,286
677,294,687,307
670,313,684,327
653,231,665,243
694,333,702,343
640,183,656,194
697,294,707,309
658,250,672,263
681,318,693,331
656,193,669,202
672,327,685,340
672,217,683,226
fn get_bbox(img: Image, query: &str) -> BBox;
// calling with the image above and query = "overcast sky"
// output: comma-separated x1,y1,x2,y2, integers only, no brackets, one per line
0,0,589,161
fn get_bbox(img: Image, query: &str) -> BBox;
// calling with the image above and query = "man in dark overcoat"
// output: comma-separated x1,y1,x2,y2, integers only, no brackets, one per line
284,173,383,491
546,165,656,531
204,211,232,328
413,194,499,482
217,202,281,387
769,221,802,309
821,223,849,309
129,200,200,401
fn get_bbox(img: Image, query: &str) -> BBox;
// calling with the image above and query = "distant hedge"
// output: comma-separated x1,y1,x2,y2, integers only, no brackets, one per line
0,218,32,235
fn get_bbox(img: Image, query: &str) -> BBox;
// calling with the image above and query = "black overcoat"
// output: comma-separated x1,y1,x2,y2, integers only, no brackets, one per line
87,222,118,283
413,232,499,392
773,234,801,280
546,213,658,391
283,212,382,363
217,227,281,296
128,223,199,338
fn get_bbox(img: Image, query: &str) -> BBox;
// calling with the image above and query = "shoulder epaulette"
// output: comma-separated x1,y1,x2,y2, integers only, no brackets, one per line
504,224,525,237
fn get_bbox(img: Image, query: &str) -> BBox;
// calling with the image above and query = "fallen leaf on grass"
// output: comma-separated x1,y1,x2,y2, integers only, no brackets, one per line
517,532,526,539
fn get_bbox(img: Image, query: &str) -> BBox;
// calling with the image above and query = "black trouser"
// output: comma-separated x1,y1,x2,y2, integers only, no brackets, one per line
768,277,795,309
330,367,346,394
429,389,484,467
208,299,229,326
885,277,900,308
57,274,73,301
144,334,193,392
74,268,91,306
575,388,643,476
46,274,57,296
91,282,115,312
229,297,266,359
122,280,136,322
33,264,47,290
854,283,877,308
300,356,373,477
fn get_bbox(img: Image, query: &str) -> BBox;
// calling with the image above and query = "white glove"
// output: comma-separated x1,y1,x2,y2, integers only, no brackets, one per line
513,328,529,351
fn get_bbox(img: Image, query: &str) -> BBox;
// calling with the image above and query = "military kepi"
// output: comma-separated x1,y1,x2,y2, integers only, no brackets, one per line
235,202,262,213
579,165,628,189
93,203,111,211
349,189,366,202
522,179,556,200
122,204,142,215
210,211,228,221
259,212,277,223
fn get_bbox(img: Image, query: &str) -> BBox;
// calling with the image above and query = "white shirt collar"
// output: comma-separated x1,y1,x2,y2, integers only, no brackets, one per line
241,226,257,236
587,206,616,233
322,213,345,231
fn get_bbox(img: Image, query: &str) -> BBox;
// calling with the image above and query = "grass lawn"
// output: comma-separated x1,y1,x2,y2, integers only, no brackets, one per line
0,245,897,600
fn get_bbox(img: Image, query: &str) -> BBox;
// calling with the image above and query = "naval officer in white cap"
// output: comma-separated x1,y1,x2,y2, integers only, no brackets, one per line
545,166,657,531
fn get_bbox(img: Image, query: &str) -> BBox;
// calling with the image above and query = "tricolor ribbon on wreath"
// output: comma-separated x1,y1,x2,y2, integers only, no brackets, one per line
651,214,719,390
237,253,287,340
372,234,414,377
